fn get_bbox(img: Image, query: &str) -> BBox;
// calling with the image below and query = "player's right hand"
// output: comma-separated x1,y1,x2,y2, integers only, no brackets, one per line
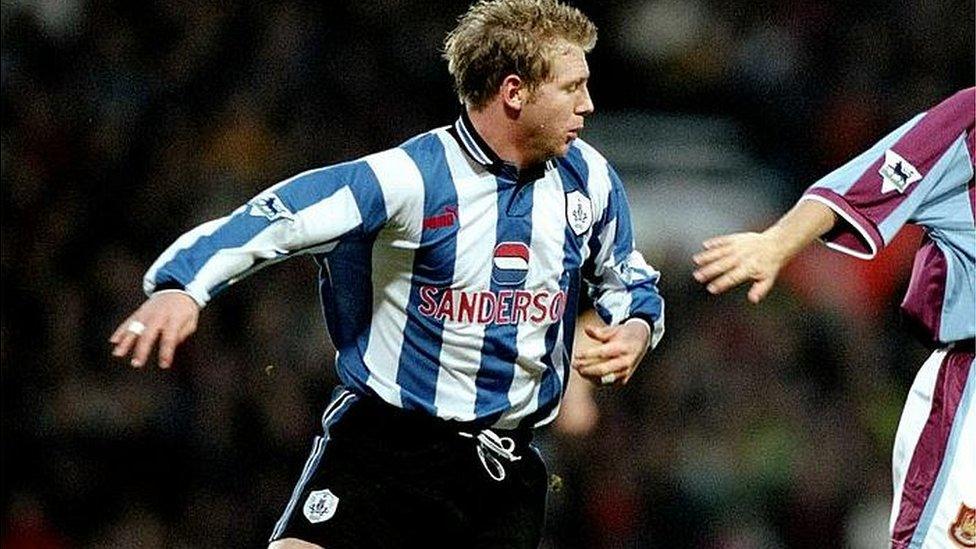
691,231,786,303
109,291,200,369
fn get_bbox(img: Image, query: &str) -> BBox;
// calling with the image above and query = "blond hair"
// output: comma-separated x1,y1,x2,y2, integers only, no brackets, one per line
443,0,597,109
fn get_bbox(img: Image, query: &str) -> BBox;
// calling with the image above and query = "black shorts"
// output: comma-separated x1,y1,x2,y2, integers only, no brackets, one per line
269,388,549,548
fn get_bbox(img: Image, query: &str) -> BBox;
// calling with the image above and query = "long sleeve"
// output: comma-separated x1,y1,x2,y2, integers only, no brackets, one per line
584,163,665,350
144,156,399,306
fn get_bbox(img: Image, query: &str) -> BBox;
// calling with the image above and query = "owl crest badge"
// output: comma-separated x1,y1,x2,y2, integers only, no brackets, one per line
566,190,593,236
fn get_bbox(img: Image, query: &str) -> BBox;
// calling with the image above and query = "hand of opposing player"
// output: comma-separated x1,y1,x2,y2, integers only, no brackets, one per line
691,230,787,303
572,321,650,387
109,292,200,369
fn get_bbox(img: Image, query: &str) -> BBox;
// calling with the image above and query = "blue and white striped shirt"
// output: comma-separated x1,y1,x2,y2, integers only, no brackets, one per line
145,114,665,429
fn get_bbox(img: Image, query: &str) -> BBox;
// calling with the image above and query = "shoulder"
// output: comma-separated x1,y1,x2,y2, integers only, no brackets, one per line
351,129,453,218
931,87,975,116
911,88,975,146
571,137,606,160
398,127,453,163
566,138,612,171
358,127,449,182
557,138,620,196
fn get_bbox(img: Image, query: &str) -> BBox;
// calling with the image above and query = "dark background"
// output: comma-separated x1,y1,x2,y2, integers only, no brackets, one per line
2,0,973,546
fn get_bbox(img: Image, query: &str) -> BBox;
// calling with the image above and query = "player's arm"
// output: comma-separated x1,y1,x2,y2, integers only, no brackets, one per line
694,88,975,303
692,200,836,303
554,310,603,436
110,160,392,369
572,166,664,387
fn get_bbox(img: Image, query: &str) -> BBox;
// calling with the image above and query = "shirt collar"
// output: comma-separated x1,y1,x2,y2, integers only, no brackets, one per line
450,110,554,183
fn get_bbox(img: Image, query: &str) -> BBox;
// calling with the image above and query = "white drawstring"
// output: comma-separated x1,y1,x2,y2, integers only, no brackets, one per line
459,429,521,481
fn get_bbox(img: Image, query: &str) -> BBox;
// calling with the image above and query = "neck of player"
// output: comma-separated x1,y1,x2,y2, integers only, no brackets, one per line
467,104,542,170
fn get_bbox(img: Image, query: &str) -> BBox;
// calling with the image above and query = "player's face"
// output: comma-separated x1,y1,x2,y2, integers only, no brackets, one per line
520,44,594,162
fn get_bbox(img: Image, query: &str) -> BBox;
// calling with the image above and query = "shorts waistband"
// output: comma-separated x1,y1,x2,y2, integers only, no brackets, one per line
337,390,534,447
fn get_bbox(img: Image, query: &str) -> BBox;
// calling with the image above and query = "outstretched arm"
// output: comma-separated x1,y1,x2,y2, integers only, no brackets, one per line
110,152,405,370
692,199,836,303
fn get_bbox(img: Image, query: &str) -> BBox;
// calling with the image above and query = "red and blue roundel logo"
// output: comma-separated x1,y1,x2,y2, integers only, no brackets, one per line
492,242,530,286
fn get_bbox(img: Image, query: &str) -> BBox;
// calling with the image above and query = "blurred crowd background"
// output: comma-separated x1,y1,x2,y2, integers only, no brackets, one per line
2,0,972,547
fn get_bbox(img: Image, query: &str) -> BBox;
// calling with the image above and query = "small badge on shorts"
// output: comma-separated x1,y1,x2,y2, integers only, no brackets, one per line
950,502,976,547
303,489,339,524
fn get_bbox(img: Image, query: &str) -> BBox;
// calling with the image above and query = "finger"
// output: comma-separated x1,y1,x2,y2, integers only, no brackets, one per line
706,267,750,295
615,362,640,386
747,277,776,304
157,322,180,369
574,348,631,370
575,356,628,379
573,355,604,369
621,370,634,385
702,235,734,249
575,342,624,362
109,320,130,344
583,324,614,343
691,244,732,267
693,255,741,284
580,364,631,387
112,330,139,359
130,322,162,368
572,354,606,368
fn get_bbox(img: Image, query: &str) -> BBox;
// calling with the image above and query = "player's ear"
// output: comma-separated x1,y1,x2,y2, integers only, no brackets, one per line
499,74,524,112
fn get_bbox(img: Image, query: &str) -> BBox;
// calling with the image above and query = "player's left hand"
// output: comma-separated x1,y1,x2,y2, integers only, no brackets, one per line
572,321,649,387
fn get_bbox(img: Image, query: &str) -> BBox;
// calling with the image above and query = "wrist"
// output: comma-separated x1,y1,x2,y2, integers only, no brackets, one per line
761,225,796,265
623,317,652,351
151,289,203,309
765,199,837,263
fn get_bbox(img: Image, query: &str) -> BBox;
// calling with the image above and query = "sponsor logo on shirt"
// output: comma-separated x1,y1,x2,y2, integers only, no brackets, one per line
492,242,530,286
418,286,567,325
303,489,339,524
879,149,921,194
423,205,458,230
249,193,293,221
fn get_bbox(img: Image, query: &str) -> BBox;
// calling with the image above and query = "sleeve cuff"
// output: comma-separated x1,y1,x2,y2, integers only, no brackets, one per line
624,316,653,351
800,190,884,260
150,288,206,308
144,277,208,308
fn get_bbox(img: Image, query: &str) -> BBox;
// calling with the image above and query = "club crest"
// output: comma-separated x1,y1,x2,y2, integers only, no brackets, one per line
303,488,339,524
951,503,976,547
565,190,592,236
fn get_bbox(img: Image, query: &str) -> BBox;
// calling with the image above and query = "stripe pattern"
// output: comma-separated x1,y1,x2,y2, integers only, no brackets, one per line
144,119,665,429
890,348,975,547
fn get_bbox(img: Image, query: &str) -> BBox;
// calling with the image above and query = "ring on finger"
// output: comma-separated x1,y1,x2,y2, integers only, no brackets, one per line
600,372,616,385
127,320,147,336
